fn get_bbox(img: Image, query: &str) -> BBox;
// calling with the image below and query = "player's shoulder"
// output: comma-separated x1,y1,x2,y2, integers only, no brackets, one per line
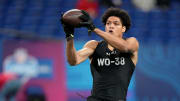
126,37,138,41
126,37,139,51
126,37,139,43
83,40,99,49
85,40,99,45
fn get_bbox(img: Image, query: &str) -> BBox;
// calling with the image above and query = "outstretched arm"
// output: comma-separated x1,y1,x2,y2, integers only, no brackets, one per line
66,40,98,66
94,28,139,53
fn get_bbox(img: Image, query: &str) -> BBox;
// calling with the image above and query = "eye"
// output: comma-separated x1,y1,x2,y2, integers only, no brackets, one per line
114,22,120,25
106,22,110,25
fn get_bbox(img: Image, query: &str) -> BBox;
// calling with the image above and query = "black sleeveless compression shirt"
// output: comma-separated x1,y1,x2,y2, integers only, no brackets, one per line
90,41,135,101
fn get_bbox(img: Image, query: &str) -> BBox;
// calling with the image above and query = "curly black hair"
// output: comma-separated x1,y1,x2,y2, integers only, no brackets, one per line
102,7,131,32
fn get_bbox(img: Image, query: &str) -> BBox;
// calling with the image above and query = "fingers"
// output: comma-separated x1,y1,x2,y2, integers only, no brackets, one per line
60,12,65,24
81,10,90,17
80,10,91,21
79,14,88,21
79,22,89,27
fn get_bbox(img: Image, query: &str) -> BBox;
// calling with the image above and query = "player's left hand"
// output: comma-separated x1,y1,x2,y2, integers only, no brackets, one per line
60,13,74,40
79,10,96,35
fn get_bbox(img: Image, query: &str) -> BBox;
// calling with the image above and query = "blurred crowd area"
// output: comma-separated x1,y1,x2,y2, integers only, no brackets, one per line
0,0,179,41
0,0,180,101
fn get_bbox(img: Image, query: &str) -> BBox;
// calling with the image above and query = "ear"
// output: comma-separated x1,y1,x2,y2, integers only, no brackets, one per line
122,26,126,33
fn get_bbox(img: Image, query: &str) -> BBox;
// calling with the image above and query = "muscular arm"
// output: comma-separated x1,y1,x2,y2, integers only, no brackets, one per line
66,40,98,66
94,28,139,53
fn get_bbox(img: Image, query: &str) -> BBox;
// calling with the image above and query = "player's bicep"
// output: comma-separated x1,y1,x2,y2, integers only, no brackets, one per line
76,47,94,64
76,40,98,65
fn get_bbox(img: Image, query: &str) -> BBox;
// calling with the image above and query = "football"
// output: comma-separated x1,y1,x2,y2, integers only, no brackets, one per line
61,9,83,27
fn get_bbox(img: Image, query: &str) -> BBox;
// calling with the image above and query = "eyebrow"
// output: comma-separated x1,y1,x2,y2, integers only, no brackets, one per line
107,21,120,23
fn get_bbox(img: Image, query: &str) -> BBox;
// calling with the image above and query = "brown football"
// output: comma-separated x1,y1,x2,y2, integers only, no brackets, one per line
62,9,83,27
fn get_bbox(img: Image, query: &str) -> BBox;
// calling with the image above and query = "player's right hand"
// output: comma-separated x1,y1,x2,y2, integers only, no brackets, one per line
79,10,96,35
60,13,74,40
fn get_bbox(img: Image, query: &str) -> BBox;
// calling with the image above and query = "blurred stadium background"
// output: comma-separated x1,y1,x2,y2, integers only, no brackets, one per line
0,0,180,101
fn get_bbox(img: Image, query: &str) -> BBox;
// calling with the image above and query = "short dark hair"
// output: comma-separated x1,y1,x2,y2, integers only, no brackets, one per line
102,7,131,32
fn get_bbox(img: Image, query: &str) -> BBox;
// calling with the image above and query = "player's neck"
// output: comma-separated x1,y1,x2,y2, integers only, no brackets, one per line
119,34,123,38
107,44,114,51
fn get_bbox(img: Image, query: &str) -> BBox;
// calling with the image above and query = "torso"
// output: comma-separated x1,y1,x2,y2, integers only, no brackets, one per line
89,40,136,101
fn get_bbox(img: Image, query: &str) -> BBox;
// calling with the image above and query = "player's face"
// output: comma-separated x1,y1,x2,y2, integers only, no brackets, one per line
105,16,126,37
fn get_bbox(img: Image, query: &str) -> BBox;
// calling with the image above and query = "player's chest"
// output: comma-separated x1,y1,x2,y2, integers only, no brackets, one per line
94,49,127,67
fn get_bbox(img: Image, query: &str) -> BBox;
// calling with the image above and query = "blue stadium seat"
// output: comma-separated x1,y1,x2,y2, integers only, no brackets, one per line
0,0,179,40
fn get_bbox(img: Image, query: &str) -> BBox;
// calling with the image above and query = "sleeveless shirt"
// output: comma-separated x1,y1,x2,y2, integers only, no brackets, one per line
90,40,135,101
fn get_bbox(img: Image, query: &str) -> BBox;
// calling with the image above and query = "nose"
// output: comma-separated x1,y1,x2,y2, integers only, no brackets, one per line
109,23,114,29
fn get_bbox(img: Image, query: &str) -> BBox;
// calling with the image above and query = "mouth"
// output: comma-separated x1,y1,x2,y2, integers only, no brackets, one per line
109,30,113,33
